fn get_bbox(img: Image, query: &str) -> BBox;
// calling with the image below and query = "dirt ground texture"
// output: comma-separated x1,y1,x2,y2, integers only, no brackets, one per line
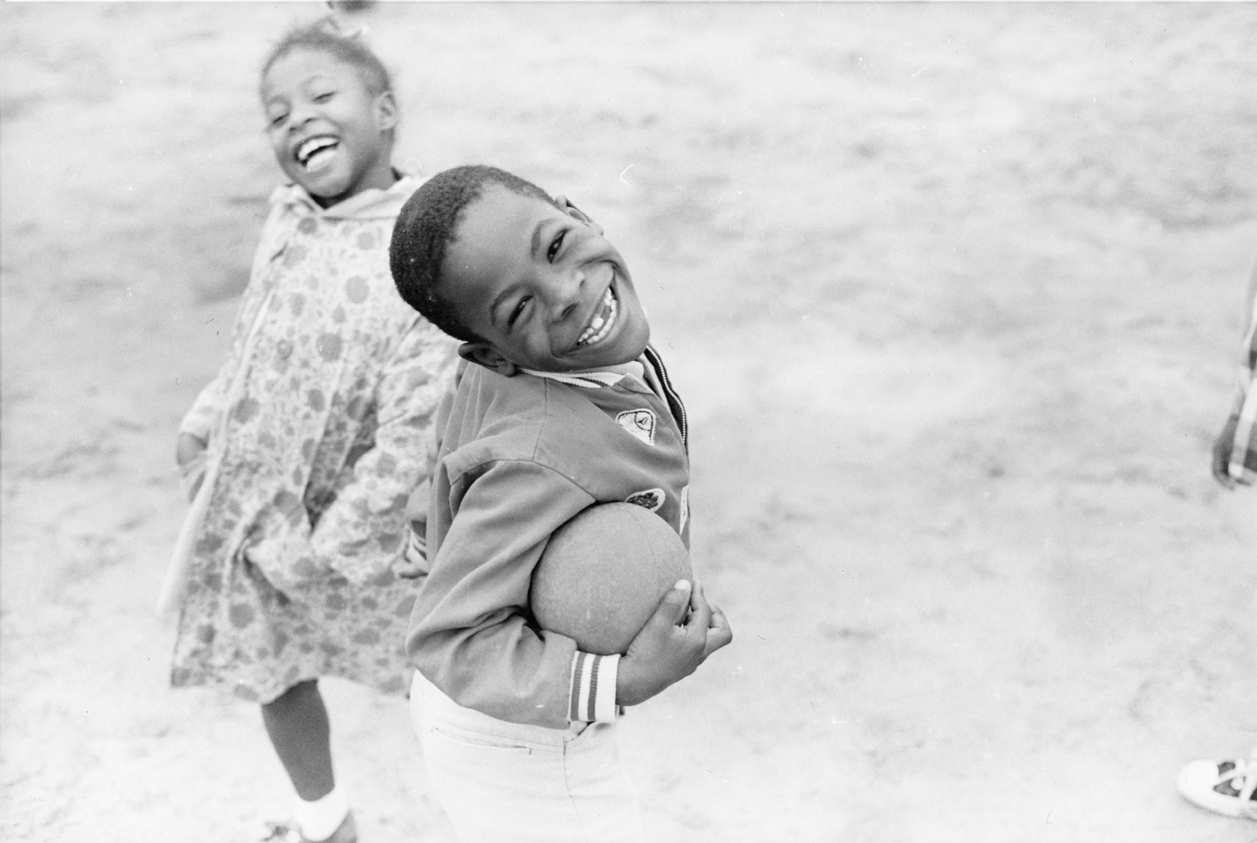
2,3,1256,842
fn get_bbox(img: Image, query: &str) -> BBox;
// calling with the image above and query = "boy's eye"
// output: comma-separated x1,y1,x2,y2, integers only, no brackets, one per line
546,230,567,262
268,113,288,128
508,296,532,327
313,91,335,103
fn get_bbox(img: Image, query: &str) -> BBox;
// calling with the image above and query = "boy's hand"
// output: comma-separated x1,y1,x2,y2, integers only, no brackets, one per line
1212,412,1240,489
615,579,733,707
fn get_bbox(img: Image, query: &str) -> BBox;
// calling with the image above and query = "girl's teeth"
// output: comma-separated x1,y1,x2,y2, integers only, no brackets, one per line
297,138,338,168
305,147,337,172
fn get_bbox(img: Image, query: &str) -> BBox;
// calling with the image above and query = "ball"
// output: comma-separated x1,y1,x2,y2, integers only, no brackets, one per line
530,502,691,656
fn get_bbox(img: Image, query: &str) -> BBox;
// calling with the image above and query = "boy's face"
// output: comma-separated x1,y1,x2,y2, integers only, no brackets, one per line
445,186,651,374
261,49,397,206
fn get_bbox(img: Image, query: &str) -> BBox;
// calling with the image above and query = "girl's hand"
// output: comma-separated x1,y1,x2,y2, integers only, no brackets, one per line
393,522,429,579
176,432,207,467
175,433,209,502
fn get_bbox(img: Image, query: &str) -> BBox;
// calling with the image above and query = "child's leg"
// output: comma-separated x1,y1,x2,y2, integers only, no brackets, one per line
262,679,335,800
262,680,353,841
410,672,643,843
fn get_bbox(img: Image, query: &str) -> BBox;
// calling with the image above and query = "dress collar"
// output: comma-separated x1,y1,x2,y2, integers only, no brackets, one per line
268,169,420,221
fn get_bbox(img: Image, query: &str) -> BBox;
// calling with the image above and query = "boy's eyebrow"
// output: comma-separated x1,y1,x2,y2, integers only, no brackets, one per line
530,220,544,260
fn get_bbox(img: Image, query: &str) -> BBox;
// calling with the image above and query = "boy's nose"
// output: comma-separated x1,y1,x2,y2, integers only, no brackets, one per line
546,267,586,322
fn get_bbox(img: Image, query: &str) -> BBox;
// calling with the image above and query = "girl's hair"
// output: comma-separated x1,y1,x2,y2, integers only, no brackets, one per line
389,165,558,343
260,18,392,95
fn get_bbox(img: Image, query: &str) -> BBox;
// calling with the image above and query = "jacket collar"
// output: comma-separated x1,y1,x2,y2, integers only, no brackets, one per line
520,359,647,391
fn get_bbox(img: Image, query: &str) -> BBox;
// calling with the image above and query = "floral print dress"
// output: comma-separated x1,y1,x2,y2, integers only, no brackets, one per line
170,176,457,703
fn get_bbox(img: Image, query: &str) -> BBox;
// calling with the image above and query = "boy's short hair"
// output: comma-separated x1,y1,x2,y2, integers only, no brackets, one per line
390,165,557,342
260,18,392,96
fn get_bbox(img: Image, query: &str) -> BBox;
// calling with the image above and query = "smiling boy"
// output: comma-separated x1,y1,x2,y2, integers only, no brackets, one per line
390,165,732,842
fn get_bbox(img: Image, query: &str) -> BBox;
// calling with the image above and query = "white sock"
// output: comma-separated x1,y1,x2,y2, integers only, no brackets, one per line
293,786,350,841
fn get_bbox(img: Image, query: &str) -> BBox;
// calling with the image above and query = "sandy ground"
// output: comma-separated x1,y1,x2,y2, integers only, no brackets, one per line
2,3,1256,842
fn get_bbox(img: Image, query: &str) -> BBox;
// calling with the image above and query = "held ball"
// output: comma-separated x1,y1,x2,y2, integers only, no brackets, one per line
530,502,691,656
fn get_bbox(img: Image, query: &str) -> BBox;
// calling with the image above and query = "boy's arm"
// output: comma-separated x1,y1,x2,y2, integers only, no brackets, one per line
246,323,457,588
409,459,603,729
411,458,734,727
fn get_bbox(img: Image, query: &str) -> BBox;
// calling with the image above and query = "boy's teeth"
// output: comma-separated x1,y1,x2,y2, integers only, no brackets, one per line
578,289,618,346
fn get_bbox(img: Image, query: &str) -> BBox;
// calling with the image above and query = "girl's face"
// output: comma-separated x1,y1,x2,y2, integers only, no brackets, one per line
261,49,398,207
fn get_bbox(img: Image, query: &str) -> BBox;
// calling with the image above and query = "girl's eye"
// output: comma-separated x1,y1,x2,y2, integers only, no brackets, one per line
313,91,334,103
508,296,532,327
268,113,287,128
546,230,567,262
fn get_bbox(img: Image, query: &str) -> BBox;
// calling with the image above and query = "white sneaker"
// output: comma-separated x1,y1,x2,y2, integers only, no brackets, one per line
1177,749,1257,820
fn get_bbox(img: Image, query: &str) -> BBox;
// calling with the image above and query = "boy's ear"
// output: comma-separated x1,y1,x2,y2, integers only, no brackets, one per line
458,342,519,377
374,91,399,133
554,194,603,235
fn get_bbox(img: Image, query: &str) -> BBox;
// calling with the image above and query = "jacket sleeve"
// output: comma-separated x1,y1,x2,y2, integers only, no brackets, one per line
248,322,458,589
408,458,599,729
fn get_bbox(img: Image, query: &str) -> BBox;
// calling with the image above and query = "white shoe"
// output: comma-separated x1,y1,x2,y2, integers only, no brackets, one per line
260,811,357,843
1177,750,1257,819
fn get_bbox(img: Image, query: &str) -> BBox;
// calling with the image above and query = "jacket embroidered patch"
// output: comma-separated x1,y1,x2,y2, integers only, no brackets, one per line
625,488,665,511
616,408,656,445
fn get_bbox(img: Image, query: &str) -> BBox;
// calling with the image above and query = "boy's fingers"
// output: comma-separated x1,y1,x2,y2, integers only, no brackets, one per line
684,579,713,632
649,579,693,628
704,606,733,656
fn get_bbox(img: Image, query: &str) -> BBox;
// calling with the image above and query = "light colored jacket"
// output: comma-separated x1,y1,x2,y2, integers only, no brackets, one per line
409,348,690,728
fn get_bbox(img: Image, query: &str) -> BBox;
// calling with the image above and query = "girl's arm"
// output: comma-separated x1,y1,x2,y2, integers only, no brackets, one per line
178,204,289,444
1210,246,1257,487
311,324,458,582
1245,246,1257,324
246,322,457,589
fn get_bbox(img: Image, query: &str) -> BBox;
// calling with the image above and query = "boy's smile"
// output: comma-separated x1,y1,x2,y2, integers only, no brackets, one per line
261,49,397,207
444,186,651,374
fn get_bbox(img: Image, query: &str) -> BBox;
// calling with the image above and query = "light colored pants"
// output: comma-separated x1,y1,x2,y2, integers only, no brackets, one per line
410,672,645,843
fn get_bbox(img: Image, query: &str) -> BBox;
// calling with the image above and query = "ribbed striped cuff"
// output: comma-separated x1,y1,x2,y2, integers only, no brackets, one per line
568,651,620,723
